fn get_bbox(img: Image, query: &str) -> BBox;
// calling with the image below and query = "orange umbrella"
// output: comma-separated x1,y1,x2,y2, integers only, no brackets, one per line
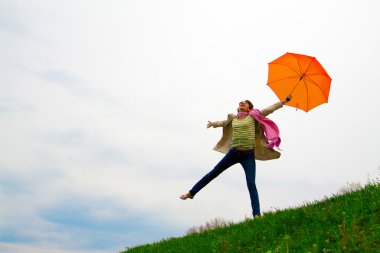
267,52,332,112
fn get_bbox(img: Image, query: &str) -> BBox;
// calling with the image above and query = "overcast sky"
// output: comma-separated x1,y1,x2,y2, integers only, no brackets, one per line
1,0,380,252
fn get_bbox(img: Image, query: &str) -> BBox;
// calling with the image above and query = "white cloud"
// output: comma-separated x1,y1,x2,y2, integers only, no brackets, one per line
1,0,380,252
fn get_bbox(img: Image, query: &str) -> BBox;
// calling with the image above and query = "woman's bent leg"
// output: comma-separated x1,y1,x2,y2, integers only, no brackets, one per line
189,150,237,197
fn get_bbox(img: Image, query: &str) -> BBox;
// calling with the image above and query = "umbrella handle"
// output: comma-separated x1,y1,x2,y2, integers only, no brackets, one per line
283,95,292,104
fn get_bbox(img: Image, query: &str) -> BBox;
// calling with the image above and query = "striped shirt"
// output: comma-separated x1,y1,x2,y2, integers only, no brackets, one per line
231,116,256,149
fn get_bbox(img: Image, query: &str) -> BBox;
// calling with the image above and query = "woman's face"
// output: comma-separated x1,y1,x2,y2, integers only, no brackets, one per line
238,101,250,112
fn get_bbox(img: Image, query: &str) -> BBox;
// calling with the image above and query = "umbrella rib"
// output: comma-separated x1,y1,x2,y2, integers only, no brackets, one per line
269,62,300,76
307,73,332,79
303,78,310,112
304,76,329,101
303,57,316,75
295,55,304,74
267,75,300,85
290,79,301,95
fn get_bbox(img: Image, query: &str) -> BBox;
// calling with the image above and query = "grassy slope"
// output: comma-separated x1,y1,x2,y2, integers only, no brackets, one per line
123,183,380,253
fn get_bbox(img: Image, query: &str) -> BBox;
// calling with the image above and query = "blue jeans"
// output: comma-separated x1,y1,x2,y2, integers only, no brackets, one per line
189,148,260,216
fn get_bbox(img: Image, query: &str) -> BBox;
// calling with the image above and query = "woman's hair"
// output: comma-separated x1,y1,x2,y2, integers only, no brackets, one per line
245,100,254,109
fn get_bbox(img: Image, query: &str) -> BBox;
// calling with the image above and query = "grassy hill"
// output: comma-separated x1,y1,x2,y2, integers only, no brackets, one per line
122,182,379,252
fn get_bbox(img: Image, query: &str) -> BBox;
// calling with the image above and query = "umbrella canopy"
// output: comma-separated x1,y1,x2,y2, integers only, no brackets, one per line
267,52,332,112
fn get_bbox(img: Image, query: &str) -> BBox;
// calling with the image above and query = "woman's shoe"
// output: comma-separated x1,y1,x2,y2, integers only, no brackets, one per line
179,192,193,200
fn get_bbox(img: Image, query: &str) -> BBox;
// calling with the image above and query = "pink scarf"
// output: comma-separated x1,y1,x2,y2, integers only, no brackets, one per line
237,109,281,149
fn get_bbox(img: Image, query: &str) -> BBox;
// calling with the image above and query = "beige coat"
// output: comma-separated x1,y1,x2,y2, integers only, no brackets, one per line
210,101,284,161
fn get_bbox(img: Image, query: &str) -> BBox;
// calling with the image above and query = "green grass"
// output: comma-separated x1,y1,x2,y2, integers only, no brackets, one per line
122,182,380,253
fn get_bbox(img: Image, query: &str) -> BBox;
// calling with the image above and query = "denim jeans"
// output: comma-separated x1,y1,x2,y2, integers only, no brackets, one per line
189,148,260,216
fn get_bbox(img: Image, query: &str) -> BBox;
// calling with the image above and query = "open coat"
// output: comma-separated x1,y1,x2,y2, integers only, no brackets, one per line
210,101,284,161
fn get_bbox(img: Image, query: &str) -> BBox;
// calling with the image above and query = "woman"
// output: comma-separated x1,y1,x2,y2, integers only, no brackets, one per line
180,96,291,217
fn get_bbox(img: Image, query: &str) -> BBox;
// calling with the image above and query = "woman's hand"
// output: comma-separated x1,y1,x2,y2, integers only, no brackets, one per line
282,95,292,104
207,121,213,128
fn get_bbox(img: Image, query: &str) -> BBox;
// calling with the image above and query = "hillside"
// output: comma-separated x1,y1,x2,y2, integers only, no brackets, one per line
122,182,380,252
